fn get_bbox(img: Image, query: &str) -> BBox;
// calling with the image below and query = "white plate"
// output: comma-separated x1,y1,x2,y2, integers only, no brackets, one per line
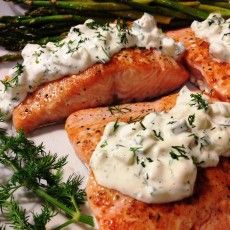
0,1,91,229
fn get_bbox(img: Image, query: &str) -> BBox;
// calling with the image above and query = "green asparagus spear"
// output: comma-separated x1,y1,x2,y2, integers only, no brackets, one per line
211,2,230,9
1,15,88,25
131,0,209,19
14,0,132,11
122,2,189,19
178,1,200,7
0,53,22,63
198,4,230,16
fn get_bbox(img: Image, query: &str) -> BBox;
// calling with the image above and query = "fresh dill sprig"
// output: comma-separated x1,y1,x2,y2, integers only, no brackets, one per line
190,93,208,110
1,63,23,91
2,198,32,229
0,130,94,229
169,145,189,160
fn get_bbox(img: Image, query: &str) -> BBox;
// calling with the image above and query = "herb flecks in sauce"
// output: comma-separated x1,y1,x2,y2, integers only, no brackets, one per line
188,114,196,127
191,14,230,63
190,93,208,110
1,13,184,118
90,87,230,204
170,145,189,160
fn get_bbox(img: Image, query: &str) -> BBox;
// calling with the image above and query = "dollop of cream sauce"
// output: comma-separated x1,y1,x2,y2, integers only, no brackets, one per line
90,87,230,203
191,13,230,63
0,13,184,117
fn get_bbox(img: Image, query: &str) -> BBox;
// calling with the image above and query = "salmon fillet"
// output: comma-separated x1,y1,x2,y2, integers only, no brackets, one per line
65,94,230,230
167,28,230,102
12,48,188,133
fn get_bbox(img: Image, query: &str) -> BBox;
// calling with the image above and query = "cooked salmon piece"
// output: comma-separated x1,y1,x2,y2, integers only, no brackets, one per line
167,28,230,101
65,94,230,230
12,48,188,133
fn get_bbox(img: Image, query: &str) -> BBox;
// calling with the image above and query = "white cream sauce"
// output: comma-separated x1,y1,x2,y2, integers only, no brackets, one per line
0,13,184,118
191,14,230,63
90,87,230,203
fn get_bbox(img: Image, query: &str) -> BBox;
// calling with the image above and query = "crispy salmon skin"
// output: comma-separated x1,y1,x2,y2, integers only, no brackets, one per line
167,28,230,101
12,48,188,133
65,94,230,230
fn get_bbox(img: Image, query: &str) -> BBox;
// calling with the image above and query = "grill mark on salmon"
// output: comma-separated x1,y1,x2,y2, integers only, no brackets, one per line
167,28,230,102
65,94,230,230
12,48,188,133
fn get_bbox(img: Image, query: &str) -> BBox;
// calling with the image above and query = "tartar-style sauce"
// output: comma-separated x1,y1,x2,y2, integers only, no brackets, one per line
191,14,230,63
90,87,230,203
0,13,184,118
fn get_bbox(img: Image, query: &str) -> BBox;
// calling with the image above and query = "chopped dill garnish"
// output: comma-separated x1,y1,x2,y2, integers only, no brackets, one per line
66,38,87,54
188,133,199,145
95,31,107,44
54,40,65,48
73,27,82,36
188,114,196,127
130,147,142,164
152,130,164,141
200,136,210,150
147,157,153,162
100,140,108,148
32,50,44,64
169,145,189,160
136,155,140,164
86,21,109,30
128,115,144,124
190,93,208,110
108,105,131,115
116,19,130,44
167,121,176,124
141,161,146,168
130,146,141,154
140,120,146,130
101,46,110,59
113,119,120,132
1,63,23,91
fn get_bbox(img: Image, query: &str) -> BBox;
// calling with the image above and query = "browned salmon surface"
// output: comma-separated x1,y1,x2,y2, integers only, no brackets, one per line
65,94,230,230
12,48,188,133
167,28,230,102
